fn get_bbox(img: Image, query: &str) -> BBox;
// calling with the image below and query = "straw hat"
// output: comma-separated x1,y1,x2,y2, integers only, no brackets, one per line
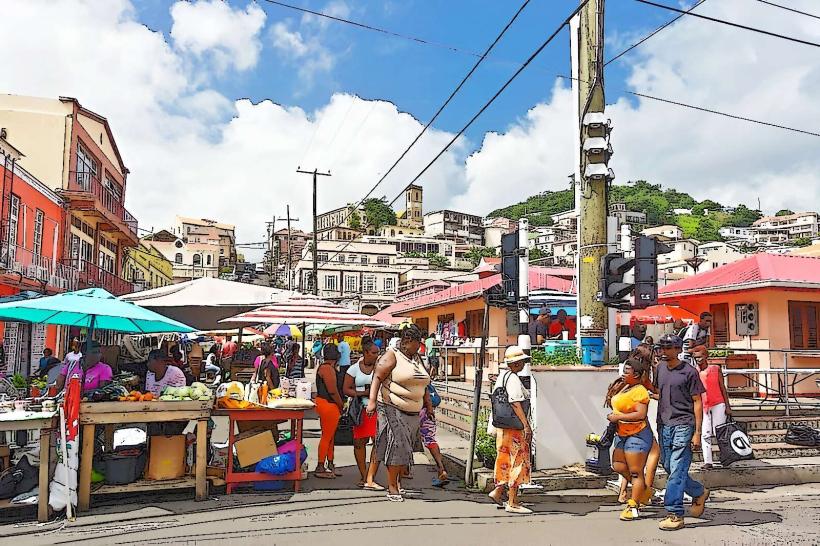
503,345,531,365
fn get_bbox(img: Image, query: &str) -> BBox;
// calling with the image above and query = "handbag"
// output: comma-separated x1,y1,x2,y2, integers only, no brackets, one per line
785,423,819,447
346,396,364,426
715,418,754,466
491,371,530,430
244,363,265,405
427,383,442,408
334,414,355,446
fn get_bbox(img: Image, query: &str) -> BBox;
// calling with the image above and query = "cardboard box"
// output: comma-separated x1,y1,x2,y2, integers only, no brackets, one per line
234,430,277,468
147,435,186,480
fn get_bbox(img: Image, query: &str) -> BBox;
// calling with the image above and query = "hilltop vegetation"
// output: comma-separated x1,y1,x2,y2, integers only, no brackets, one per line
488,180,763,242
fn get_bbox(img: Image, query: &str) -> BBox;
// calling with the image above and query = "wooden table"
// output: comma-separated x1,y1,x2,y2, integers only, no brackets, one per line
77,400,211,512
0,411,57,522
212,407,305,494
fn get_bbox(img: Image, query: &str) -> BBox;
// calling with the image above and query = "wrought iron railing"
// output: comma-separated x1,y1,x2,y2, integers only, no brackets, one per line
64,258,133,295
67,171,138,237
0,244,78,291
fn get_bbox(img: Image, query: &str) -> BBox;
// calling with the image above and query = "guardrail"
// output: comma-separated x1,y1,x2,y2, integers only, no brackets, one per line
67,171,137,237
0,244,78,291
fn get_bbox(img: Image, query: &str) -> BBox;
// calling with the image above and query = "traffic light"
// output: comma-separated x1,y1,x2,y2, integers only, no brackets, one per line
599,252,635,309
633,235,672,309
500,231,519,307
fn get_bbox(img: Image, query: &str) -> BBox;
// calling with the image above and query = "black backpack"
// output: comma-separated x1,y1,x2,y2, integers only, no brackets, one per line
0,468,21,499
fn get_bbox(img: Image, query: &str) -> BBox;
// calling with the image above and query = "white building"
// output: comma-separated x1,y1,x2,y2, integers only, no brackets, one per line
147,233,220,283
423,210,485,246
752,212,819,242
719,226,755,241
609,203,647,227
551,209,579,231
696,241,746,272
295,240,401,315
174,216,236,267
483,217,517,249
642,225,684,240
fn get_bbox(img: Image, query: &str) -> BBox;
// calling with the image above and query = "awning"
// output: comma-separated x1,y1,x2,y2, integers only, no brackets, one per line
219,296,390,328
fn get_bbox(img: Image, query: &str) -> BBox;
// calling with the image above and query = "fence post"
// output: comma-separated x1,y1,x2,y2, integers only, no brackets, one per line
465,298,490,488
783,351,790,417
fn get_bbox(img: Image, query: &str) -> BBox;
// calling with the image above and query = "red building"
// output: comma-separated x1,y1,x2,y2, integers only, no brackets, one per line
0,134,77,377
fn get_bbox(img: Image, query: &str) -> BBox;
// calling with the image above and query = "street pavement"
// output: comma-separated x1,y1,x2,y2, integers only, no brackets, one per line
1,415,818,545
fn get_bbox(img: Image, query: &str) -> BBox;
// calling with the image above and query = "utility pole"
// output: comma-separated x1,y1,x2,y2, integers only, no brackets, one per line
296,167,331,296
285,205,293,291
571,0,611,346
266,208,300,289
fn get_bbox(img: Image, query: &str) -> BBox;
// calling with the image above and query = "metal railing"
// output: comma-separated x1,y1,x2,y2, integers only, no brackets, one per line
0,244,78,291
67,171,138,237
64,258,133,295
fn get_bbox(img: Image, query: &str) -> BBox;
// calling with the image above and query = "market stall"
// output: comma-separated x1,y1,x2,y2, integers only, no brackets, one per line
0,409,56,522
77,399,211,511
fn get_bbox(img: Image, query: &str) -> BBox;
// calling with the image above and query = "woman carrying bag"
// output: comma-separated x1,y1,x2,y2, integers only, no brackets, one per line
488,346,533,515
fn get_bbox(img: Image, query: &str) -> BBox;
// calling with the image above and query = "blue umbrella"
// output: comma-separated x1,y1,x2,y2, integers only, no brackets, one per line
0,288,195,335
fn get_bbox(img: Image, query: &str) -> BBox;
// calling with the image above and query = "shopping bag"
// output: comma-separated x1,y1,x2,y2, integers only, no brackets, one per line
715,419,754,466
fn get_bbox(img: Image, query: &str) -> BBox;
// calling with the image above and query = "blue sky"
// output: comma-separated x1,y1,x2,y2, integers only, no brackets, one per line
134,0,669,144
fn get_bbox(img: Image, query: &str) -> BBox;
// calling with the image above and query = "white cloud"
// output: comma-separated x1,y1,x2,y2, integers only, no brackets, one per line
170,0,266,72
1,0,819,266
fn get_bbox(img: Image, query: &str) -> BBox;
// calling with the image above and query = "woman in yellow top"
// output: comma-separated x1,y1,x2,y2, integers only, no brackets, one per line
605,357,653,522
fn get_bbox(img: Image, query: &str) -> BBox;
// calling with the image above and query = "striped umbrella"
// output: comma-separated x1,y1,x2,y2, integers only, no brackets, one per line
219,296,389,328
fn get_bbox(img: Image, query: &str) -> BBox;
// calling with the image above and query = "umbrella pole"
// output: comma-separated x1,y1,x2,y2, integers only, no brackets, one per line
86,315,97,354
301,322,306,370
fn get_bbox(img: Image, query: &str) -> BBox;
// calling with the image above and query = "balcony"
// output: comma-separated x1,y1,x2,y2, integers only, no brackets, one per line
65,258,134,296
63,171,138,244
0,244,78,292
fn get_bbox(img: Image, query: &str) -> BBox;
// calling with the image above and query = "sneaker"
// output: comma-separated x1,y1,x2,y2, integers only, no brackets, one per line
659,514,685,531
620,500,640,521
690,489,710,518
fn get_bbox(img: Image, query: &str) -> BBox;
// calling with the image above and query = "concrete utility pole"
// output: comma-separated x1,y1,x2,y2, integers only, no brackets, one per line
571,0,611,344
296,168,331,296
267,208,300,289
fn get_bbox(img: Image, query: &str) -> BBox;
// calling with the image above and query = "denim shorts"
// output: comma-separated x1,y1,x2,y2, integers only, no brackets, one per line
613,425,654,453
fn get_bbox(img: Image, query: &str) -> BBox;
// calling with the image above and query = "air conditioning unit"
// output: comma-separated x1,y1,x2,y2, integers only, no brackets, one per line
735,303,759,336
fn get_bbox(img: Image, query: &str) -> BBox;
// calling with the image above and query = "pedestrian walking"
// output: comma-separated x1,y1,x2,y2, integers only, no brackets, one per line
605,357,654,521
343,340,383,490
487,346,533,515
655,334,709,531
314,344,344,479
694,345,731,469
366,324,433,502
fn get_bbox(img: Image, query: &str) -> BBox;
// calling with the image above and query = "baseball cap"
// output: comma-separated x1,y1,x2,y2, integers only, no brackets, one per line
658,334,683,348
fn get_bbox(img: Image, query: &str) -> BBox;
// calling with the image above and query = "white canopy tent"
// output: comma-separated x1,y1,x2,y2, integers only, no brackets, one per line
123,277,296,330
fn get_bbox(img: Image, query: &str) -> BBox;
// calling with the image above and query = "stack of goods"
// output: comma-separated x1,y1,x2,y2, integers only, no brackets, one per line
159,383,213,402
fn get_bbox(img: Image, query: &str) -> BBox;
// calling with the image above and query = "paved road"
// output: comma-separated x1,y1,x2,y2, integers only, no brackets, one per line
2,467,818,545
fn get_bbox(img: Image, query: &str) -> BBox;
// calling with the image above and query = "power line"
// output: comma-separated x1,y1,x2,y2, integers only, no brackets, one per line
605,0,709,66
634,0,820,48
313,0,536,267
556,74,820,138
755,0,820,21
386,0,591,210
261,0,481,57
630,91,820,138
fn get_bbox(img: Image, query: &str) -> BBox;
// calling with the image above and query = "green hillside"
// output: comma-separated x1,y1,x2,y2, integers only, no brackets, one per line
487,180,763,242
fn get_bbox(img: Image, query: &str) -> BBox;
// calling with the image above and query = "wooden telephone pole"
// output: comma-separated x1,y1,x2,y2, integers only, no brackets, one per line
572,0,611,343
296,168,331,296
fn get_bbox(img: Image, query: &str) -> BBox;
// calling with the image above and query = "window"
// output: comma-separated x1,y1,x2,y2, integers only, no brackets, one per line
789,301,820,349
104,174,123,201
710,303,730,345
324,275,338,292
338,255,345,264
193,254,202,266
361,256,368,265
75,142,98,189
207,255,212,266
175,253,183,264
33,209,44,257
80,240,93,262
363,275,376,293
437,313,455,327
377,256,389,265
466,309,484,337
7,194,19,260
384,277,395,294
344,275,357,293
317,252,328,263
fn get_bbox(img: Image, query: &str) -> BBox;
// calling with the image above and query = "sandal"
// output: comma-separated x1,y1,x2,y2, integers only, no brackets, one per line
363,483,386,491
488,490,505,507
328,464,343,477
504,503,533,515
357,480,366,488
386,493,405,503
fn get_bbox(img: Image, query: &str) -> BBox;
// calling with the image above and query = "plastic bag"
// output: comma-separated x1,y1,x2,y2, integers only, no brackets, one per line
256,453,296,475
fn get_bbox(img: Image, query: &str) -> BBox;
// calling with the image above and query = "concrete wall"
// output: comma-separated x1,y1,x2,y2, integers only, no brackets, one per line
532,366,618,470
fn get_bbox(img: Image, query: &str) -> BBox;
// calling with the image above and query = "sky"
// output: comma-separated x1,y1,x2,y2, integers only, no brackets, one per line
1,0,819,261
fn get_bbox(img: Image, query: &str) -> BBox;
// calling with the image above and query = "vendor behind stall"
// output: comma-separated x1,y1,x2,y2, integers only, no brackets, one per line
145,349,187,397
56,341,112,394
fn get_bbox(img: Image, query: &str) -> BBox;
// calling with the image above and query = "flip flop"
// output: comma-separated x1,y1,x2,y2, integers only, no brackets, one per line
488,491,505,507
314,471,334,479
504,503,533,515
357,481,366,488
363,483,386,491
431,478,448,488
386,494,405,503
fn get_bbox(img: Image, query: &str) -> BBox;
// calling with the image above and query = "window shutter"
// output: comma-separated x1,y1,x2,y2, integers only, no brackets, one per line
789,302,805,349
807,304,818,349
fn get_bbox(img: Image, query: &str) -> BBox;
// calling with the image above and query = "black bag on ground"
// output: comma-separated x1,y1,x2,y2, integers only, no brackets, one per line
491,371,530,430
334,414,355,446
0,468,21,499
715,419,754,466
785,423,819,447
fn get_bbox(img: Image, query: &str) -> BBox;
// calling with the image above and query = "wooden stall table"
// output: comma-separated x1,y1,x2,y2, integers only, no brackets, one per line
212,407,305,494
0,411,57,522
77,400,211,512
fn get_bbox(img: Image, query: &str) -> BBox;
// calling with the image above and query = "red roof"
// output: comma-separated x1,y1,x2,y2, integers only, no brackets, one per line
399,267,575,313
660,254,820,297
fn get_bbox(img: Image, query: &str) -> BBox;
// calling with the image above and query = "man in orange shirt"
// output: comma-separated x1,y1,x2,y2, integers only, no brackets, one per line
548,309,576,340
